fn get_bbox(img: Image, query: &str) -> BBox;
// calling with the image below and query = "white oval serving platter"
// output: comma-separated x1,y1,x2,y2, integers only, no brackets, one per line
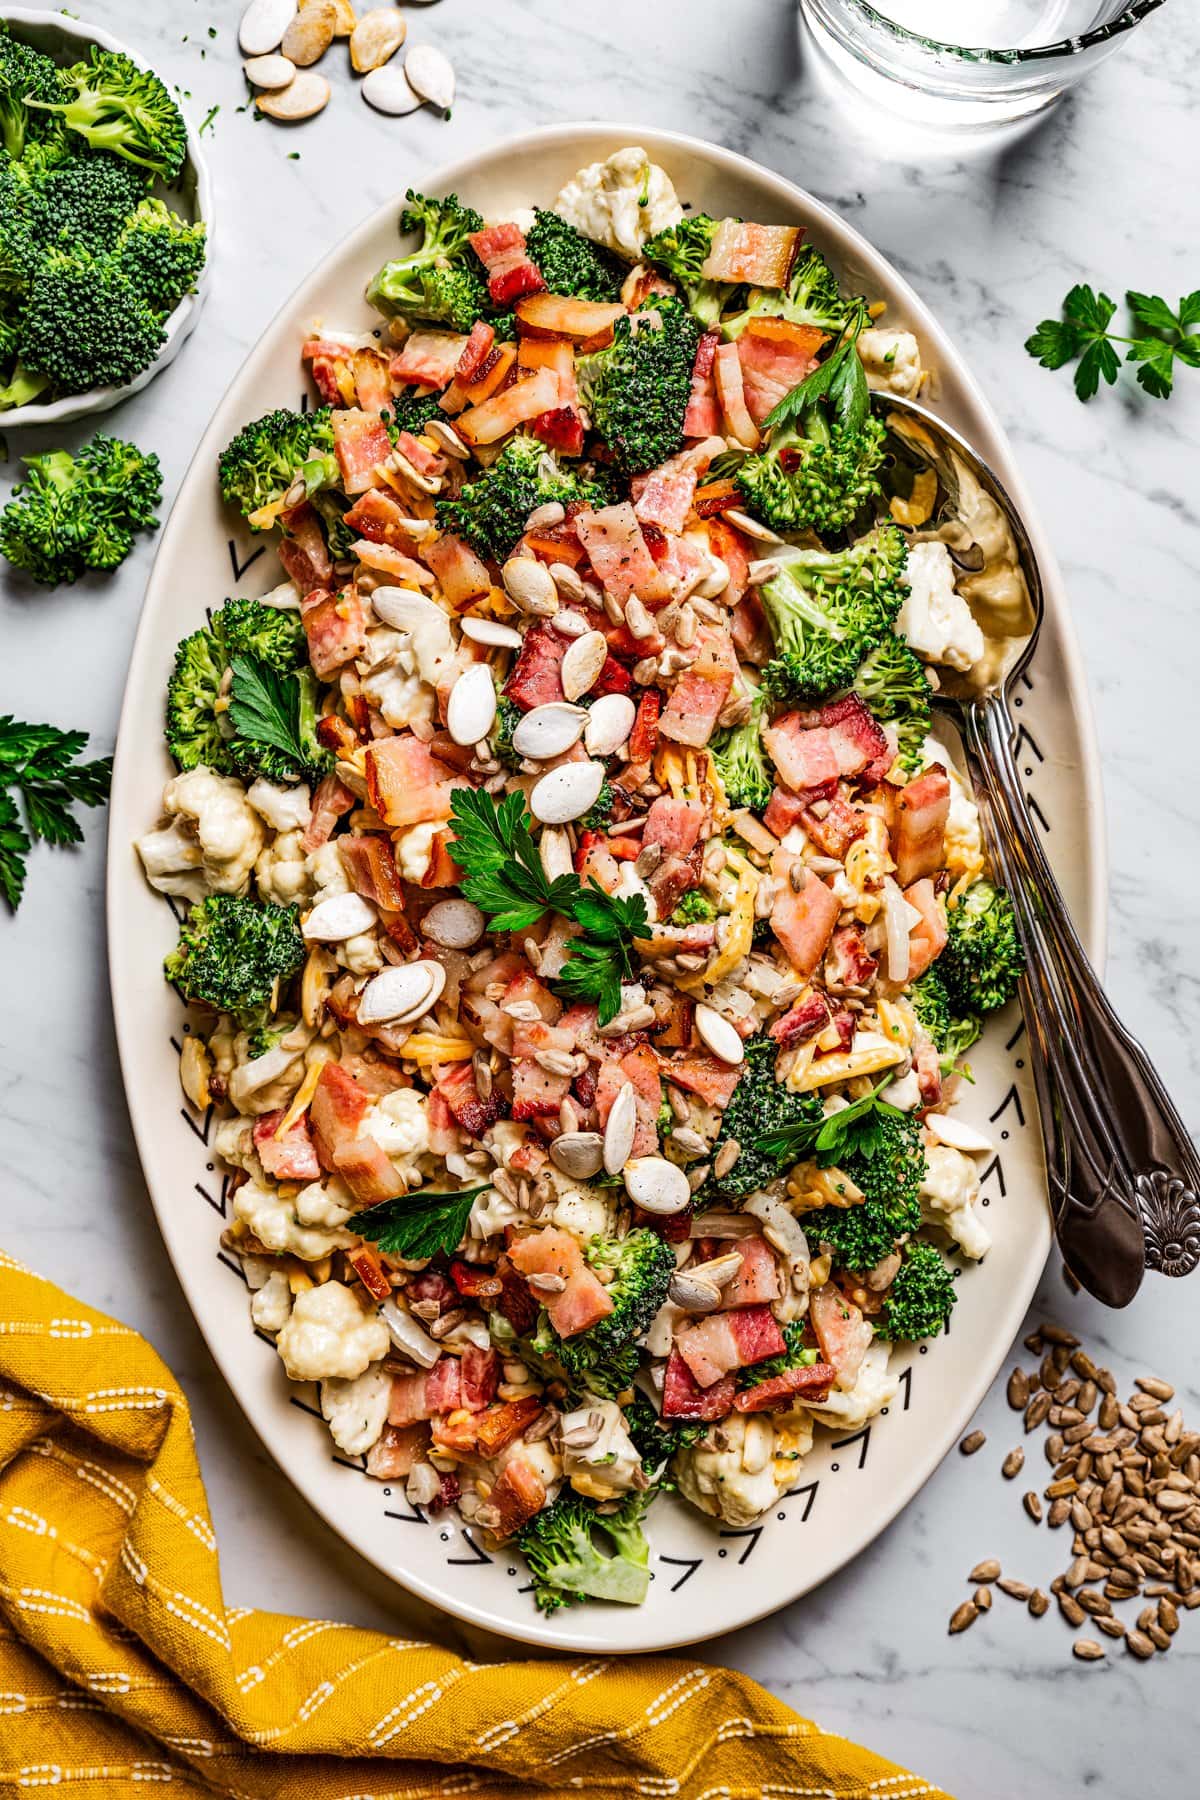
108,123,1106,1653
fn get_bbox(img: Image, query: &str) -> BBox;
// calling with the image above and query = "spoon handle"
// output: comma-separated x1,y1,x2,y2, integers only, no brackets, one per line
959,695,1200,1303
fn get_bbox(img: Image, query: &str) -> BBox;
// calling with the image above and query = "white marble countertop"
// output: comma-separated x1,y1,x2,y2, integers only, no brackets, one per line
2,2,1199,1793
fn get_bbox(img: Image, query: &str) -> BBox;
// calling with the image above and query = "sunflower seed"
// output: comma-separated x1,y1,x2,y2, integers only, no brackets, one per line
404,42,455,112
624,596,655,640
527,1272,566,1296
713,1138,741,1179
1136,1375,1175,1401
1058,1592,1085,1626
1147,1623,1172,1651
1002,1447,1025,1479
970,1559,1002,1583
960,1431,987,1456
1024,1491,1044,1523
974,1586,993,1611
1126,1629,1155,1659
350,6,407,70
549,563,585,603
998,1577,1032,1601
1029,1588,1049,1617
1073,1639,1105,1662
948,1601,978,1635
1007,1368,1030,1410
1025,1392,1052,1432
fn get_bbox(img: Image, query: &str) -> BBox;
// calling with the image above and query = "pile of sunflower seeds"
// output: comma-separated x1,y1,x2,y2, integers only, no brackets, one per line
949,1321,1199,1663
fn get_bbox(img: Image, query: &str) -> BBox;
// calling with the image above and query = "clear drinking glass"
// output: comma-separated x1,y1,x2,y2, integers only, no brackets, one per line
799,0,1166,126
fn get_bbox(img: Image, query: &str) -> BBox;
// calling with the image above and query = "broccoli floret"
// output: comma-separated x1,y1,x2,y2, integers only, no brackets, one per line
217,407,339,526
758,526,908,706
164,894,305,1033
17,250,165,395
711,685,770,811
737,401,886,538
940,878,1024,1015
670,890,716,926
737,1319,820,1388
625,1391,706,1476
516,1489,652,1613
721,245,853,342
11,144,149,259
941,1014,982,1069
541,1229,674,1400
577,299,700,476
29,47,186,180
164,598,308,771
366,188,492,334
656,1098,675,1138
524,208,624,303
0,361,46,409
908,968,983,1073
435,433,613,562
852,635,932,774
579,781,614,831
875,1241,957,1342
116,196,206,317
491,694,523,772
0,433,161,585
641,213,725,327
219,596,307,672
390,388,450,435
0,32,68,161
805,1109,926,1273
704,1035,824,1204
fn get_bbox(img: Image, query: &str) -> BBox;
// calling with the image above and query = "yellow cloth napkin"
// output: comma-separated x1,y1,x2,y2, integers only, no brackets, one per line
0,1252,950,1798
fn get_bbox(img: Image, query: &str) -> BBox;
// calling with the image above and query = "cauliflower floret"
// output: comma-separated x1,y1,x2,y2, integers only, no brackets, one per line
358,632,437,732
897,541,986,675
804,1340,899,1430
250,1269,293,1334
167,767,264,894
234,1180,357,1261
920,1143,990,1260
675,1410,814,1527
255,828,312,907
227,1034,308,1115
275,1281,390,1382
554,147,683,260
551,1187,617,1243
320,1365,391,1455
468,1184,523,1241
213,1114,260,1174
135,817,208,902
246,779,312,834
858,327,924,399
560,1397,643,1501
338,931,384,977
365,1088,431,1185
295,1178,354,1230
395,820,438,883
308,840,351,901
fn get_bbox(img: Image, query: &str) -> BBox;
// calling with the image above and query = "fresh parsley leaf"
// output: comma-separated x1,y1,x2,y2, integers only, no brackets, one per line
1064,283,1117,336
556,885,650,1024
1178,291,1200,330
1027,284,1199,404
1024,316,1084,371
1074,335,1122,402
351,1184,491,1261
1127,335,1177,399
754,1078,899,1166
762,301,869,436
0,716,112,911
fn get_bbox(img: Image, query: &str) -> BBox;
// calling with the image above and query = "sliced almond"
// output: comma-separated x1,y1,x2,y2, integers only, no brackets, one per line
529,760,606,825
422,898,485,950
446,662,498,746
694,1003,745,1067
924,1112,994,1154
404,42,455,113
243,52,297,87
603,1081,637,1175
624,1157,692,1216
361,62,422,113
302,891,377,942
460,616,522,650
350,6,407,70
240,0,298,57
256,70,331,117
357,959,445,1026
539,826,573,884
584,692,636,758
561,630,608,702
512,702,588,761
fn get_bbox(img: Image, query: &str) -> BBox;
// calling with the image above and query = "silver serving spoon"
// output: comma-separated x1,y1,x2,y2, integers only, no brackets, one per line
876,393,1200,1307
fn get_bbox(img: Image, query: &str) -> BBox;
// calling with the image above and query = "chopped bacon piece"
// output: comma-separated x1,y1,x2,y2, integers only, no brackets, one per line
723,1236,782,1308
644,796,705,856
310,1063,370,1166
366,1421,429,1480
810,1284,873,1390
339,835,406,912
913,1037,943,1110
449,1260,503,1302
627,688,662,765
674,1305,786,1388
278,501,332,590
456,319,497,384
302,340,345,406
514,293,625,342
763,787,806,840
422,532,491,607
440,341,517,415
765,695,891,791
460,1346,500,1413
253,1110,320,1181
518,337,584,455
573,502,673,605
692,479,741,518
390,331,468,389
300,586,368,679
503,620,571,711
593,651,634,697
905,877,948,980
469,221,547,304
658,626,737,748
430,1411,477,1455
734,1362,837,1412
735,319,827,425
435,1058,504,1139
683,331,721,439
827,923,878,990
829,1010,856,1051
488,1455,547,1540
474,1394,544,1456
632,455,699,535
771,873,840,978
457,368,560,447
363,734,457,828
511,1057,572,1121
713,343,760,455
648,845,702,918
333,1131,405,1205
331,408,393,496
352,540,435,586
659,1049,741,1111
408,1270,457,1315
496,1253,538,1336
351,346,393,414
769,993,831,1046
652,989,695,1049
347,1243,392,1302
893,768,951,888
388,1372,436,1428
343,488,417,548
508,1228,615,1338
302,772,356,853
425,1358,463,1413
662,1347,736,1420
421,834,464,890
652,531,709,604
595,1043,662,1157
392,430,444,481
701,220,802,288
803,796,867,861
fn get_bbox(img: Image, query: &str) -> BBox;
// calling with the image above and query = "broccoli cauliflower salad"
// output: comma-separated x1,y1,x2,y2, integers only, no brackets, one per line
137,147,1024,1616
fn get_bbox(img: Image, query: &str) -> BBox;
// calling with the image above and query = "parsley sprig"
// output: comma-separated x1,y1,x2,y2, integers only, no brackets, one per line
0,717,112,911
755,1078,900,1166
449,787,648,1023
1026,285,1200,402
762,299,870,434
351,1184,491,1261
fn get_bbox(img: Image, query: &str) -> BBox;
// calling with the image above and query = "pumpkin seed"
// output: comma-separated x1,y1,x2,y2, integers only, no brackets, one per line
694,1003,745,1068
512,702,588,760
602,1082,637,1175
281,1,337,65
624,1157,691,1216
549,1132,604,1180
361,61,422,112
302,890,377,942
422,899,484,950
350,5,406,68
357,959,444,1025
584,693,636,757
502,556,559,616
459,616,523,649
256,70,331,117
243,51,297,86
446,662,498,745
667,1272,722,1313
529,760,606,825
240,0,298,56
405,43,456,112
561,631,609,702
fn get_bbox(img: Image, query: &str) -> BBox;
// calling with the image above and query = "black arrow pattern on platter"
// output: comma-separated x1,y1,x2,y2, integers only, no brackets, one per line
783,1480,819,1523
384,1503,428,1526
288,1393,323,1421
718,1525,763,1565
228,538,266,583
658,1555,703,1593
447,1530,493,1567
1013,723,1045,765
194,1181,224,1217
988,1085,1026,1129
831,1425,871,1471
217,1250,248,1285
980,1155,1007,1197
1027,793,1051,835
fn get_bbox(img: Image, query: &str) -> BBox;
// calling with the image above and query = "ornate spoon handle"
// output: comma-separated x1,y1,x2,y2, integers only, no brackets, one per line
956,696,1200,1303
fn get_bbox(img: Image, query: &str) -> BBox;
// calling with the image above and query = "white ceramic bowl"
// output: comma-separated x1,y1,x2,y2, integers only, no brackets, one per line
1,7,213,430
108,124,1106,1652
